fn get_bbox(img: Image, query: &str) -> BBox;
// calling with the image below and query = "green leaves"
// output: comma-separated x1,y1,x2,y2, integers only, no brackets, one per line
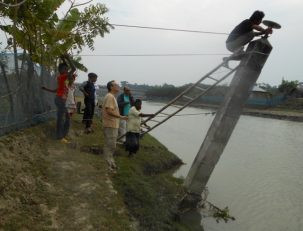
73,56,88,72
75,3,113,50
278,79,299,95
0,0,112,71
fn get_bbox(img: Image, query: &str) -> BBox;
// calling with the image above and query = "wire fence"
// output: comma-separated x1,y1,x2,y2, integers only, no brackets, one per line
0,52,57,136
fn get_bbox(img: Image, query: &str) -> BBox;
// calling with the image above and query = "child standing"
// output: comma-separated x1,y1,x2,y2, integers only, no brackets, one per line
66,74,77,117
42,55,76,143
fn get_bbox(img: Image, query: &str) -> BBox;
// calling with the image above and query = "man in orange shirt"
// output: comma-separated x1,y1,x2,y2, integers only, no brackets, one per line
55,55,76,143
102,80,127,170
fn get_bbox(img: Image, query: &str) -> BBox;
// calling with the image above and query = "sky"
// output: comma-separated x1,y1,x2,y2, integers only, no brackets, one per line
1,0,303,86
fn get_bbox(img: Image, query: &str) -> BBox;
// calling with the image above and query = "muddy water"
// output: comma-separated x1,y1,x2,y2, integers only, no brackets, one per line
143,101,303,231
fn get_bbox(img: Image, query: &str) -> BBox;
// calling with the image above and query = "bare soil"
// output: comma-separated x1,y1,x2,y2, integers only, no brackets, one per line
0,116,132,230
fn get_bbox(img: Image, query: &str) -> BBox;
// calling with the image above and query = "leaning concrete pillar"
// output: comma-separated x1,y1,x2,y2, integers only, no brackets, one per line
182,38,272,206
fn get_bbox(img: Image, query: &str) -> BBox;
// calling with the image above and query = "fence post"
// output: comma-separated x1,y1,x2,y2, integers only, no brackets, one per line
0,61,15,120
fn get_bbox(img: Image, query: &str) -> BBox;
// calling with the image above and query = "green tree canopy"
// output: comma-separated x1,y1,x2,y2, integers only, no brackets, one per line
0,0,112,71
278,79,298,95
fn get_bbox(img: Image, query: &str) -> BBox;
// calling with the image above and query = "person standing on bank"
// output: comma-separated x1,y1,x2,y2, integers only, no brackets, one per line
102,81,128,170
80,73,98,133
55,55,76,143
126,99,154,157
66,74,77,117
117,86,134,143
223,10,272,66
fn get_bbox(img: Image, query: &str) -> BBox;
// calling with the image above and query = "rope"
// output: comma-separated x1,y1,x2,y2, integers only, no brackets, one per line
111,24,229,35
155,112,216,117
74,49,267,58
76,53,229,57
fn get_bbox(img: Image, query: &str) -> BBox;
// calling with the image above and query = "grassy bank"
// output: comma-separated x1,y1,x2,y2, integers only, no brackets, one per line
0,116,131,230
113,134,192,230
0,114,192,230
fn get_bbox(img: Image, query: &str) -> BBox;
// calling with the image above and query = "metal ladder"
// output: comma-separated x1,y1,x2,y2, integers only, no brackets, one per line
118,60,239,140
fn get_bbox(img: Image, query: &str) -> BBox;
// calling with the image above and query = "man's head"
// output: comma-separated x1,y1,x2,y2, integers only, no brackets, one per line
134,99,142,110
107,80,120,94
250,10,265,25
58,63,68,74
124,86,131,96
88,72,98,83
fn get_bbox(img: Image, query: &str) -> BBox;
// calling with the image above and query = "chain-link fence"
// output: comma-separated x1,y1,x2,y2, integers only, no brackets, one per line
0,52,57,136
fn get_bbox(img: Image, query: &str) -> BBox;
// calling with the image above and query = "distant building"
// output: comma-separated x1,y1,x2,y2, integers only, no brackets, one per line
250,85,271,98
247,86,273,107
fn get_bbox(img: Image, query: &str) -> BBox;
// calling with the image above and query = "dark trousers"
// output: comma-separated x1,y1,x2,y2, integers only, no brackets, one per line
83,98,95,128
226,31,254,52
55,96,70,139
125,132,140,155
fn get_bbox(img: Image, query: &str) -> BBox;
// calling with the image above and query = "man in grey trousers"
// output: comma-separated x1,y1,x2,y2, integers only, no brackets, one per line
102,80,127,170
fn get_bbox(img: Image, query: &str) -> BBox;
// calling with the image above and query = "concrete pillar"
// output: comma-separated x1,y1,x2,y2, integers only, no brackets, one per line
181,38,272,206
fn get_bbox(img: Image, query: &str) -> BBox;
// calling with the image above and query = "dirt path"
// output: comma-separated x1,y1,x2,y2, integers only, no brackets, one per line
0,117,132,230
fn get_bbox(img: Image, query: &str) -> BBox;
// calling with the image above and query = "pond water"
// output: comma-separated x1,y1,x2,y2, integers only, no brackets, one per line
143,101,303,231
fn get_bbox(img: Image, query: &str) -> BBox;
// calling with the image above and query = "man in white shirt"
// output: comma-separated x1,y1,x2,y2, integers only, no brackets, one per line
126,99,154,156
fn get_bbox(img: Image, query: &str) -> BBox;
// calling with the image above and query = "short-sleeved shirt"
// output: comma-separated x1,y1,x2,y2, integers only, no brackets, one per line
127,106,141,133
56,73,68,99
102,93,120,128
226,19,253,43
123,95,131,116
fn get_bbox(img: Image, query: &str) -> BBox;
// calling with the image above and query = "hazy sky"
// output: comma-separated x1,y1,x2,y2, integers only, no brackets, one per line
2,0,303,86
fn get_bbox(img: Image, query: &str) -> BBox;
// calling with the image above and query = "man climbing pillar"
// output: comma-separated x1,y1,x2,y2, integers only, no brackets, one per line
223,10,273,67
180,19,281,210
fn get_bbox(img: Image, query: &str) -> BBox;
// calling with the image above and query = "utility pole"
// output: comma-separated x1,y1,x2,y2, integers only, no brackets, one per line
180,37,273,208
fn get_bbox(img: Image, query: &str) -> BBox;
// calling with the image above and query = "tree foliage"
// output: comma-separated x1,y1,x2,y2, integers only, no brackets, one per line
0,0,112,71
145,83,230,99
145,84,186,99
257,82,278,95
278,79,298,96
